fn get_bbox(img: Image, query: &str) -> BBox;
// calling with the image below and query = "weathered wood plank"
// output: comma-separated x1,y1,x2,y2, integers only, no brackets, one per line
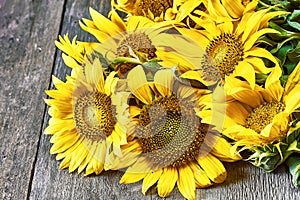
0,0,65,199
29,1,150,199
28,0,300,199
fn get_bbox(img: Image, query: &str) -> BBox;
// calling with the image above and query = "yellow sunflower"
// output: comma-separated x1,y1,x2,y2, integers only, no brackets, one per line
172,7,288,88
221,62,300,149
111,0,206,22
106,66,241,200
44,57,129,175
79,8,195,76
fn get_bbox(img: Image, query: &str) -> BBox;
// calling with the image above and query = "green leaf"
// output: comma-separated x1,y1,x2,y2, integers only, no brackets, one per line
290,10,300,21
286,154,300,187
255,73,268,85
287,41,300,63
286,126,300,144
275,44,294,66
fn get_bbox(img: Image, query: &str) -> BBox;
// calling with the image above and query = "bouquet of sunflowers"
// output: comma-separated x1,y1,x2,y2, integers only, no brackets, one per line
44,0,300,199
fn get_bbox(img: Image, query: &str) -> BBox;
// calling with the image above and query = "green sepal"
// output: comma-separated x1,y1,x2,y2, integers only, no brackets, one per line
287,10,300,31
286,154,300,187
246,125,300,172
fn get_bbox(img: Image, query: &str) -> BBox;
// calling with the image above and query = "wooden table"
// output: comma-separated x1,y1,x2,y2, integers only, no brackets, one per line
1,0,300,199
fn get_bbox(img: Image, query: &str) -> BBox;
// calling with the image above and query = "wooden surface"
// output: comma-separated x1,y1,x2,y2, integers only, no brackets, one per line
1,0,300,199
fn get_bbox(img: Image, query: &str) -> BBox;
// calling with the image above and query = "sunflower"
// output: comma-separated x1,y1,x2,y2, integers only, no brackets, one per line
44,56,129,175
106,66,241,199
173,7,288,88
111,0,206,22
79,8,195,77
221,62,300,151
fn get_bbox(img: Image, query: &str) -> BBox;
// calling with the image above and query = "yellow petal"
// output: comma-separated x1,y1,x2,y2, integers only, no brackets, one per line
157,167,178,198
265,66,283,102
233,61,256,90
181,70,217,86
284,84,300,114
243,57,272,74
69,144,89,173
244,28,280,51
221,0,244,18
209,136,242,162
285,62,300,95
260,11,290,29
244,47,279,68
197,154,227,183
127,65,152,104
177,165,196,200
208,0,231,19
120,171,147,184
62,53,81,69
241,8,271,42
218,21,233,34
189,15,221,38
142,169,163,194
189,162,212,188
175,28,209,49
79,20,111,42
243,0,258,14
225,76,264,108
89,7,122,36
153,69,174,96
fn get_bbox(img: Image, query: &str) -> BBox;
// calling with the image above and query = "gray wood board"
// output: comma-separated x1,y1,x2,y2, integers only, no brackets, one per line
1,0,300,199
0,0,65,199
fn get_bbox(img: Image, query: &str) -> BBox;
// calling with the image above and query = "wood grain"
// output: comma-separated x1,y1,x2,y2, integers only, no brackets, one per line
1,0,300,199
0,0,65,199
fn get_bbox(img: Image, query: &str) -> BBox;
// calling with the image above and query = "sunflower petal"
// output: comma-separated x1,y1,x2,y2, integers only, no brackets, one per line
221,0,244,18
120,171,147,184
142,169,163,195
127,66,152,104
265,66,283,102
189,162,212,188
243,57,272,74
233,61,256,89
197,154,227,183
177,165,196,200
244,47,279,68
157,167,178,198
285,62,300,95
154,69,174,96
244,28,280,51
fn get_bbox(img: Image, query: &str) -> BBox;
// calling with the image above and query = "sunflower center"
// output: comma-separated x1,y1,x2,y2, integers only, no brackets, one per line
134,0,173,18
136,95,208,168
245,101,285,133
73,91,116,141
206,33,244,79
117,32,157,60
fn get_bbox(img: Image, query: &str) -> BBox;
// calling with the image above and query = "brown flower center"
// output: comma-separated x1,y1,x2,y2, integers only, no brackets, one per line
116,32,157,77
117,32,157,59
134,0,173,18
206,33,244,80
245,101,285,133
74,91,116,141
136,95,208,168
